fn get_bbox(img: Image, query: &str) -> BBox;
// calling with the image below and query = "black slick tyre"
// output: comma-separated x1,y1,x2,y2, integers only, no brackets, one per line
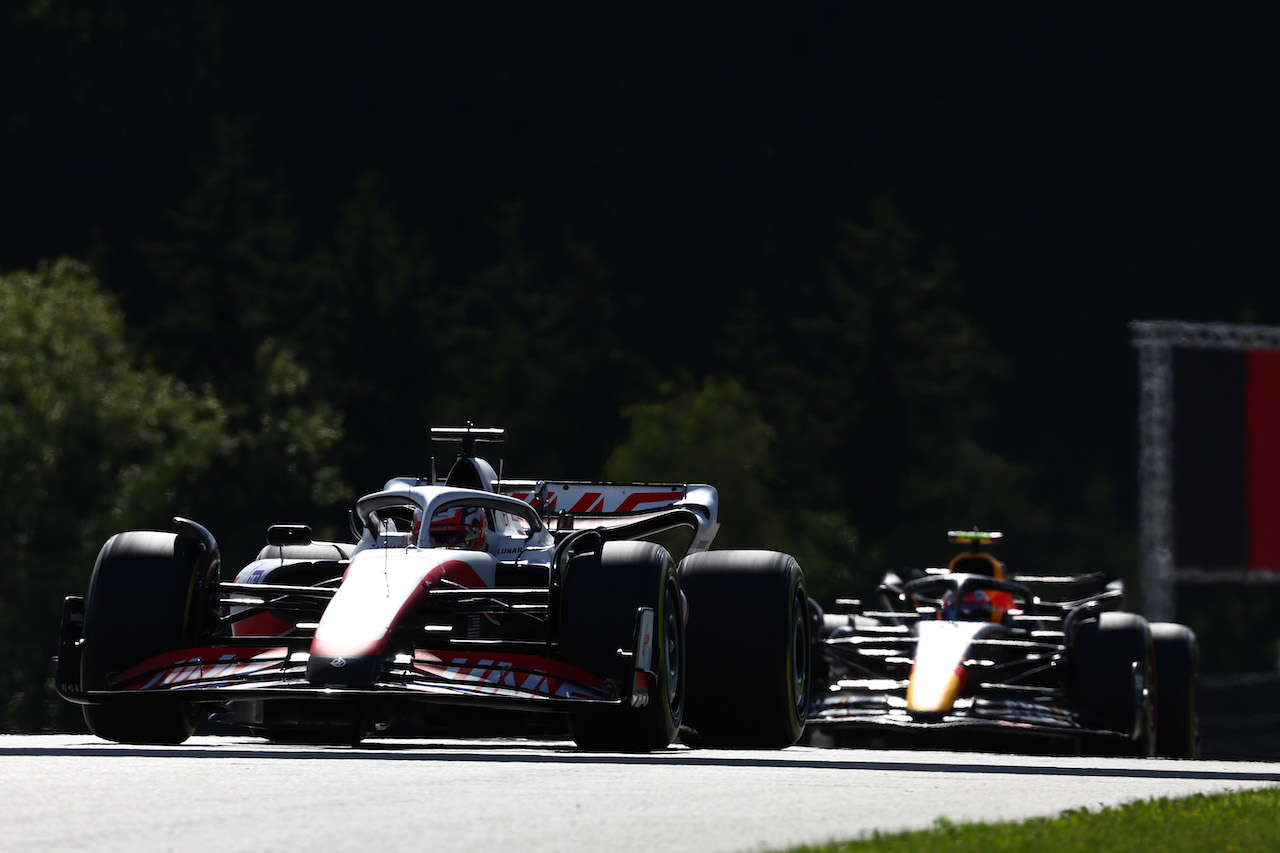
678,550,810,749
561,541,684,751
1070,611,1155,757
1150,621,1200,759
80,531,205,744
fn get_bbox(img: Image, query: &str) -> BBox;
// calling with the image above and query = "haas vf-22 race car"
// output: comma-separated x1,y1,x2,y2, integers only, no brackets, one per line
56,426,810,751
806,530,1200,757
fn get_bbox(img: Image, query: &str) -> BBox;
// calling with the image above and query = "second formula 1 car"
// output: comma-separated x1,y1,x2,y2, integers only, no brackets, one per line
805,530,1200,757
56,426,811,751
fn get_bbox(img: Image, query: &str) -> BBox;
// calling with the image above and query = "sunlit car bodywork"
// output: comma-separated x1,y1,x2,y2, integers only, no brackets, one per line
57,426,811,751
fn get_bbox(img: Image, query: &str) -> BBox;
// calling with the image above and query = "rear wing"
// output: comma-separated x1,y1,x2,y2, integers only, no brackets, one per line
412,427,720,556
499,479,720,555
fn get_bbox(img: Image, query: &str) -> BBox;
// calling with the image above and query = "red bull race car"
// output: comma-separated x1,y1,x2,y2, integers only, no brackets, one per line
805,530,1200,758
56,426,811,750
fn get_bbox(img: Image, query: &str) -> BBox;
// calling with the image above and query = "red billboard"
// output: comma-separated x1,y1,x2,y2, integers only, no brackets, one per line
1175,349,1280,572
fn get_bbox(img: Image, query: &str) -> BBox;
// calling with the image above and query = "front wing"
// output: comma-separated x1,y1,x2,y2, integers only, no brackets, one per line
59,644,643,712
56,594,659,715
806,685,1133,749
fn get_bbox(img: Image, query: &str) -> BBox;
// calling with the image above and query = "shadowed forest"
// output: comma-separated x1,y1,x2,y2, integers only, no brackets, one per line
4,4,1280,731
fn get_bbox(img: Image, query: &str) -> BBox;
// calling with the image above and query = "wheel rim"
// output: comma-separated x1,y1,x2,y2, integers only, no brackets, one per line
664,584,683,720
790,589,810,723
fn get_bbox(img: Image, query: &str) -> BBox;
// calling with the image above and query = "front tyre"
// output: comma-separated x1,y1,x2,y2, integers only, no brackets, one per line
679,550,810,749
561,541,684,751
80,531,205,744
1071,611,1155,757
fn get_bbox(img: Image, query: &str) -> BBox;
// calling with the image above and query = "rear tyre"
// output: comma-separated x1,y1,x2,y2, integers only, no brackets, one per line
81,531,205,744
1151,622,1200,759
562,541,684,751
678,550,810,748
1071,611,1155,757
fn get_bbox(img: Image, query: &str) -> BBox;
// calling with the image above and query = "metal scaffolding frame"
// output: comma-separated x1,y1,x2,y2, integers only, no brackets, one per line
1130,320,1280,622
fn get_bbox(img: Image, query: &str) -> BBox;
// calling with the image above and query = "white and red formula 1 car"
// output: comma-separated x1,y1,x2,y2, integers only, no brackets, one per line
57,426,810,750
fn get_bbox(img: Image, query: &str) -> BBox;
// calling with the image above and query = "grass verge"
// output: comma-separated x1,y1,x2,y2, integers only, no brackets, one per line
781,786,1280,852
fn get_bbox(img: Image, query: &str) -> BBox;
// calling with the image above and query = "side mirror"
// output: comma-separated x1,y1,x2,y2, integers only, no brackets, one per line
266,524,313,547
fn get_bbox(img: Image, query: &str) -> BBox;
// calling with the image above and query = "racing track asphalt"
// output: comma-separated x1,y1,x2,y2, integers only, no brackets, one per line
3,735,1279,853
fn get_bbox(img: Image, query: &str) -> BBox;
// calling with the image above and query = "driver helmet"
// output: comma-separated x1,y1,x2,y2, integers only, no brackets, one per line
939,589,995,622
945,552,1014,622
428,506,489,550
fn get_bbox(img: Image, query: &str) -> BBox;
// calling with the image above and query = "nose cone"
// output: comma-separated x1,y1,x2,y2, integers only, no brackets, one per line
906,663,967,713
905,620,985,713
307,653,381,687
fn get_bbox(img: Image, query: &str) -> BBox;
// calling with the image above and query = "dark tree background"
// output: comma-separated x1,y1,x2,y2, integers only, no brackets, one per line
3,3,1279,729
